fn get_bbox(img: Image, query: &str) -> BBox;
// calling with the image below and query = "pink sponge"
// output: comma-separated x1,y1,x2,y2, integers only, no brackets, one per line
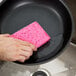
11,21,51,48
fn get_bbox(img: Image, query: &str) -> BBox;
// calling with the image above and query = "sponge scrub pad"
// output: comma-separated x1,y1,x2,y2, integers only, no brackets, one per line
11,21,51,48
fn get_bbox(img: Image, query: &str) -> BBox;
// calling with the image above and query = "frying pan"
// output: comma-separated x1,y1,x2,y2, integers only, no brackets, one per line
0,0,73,65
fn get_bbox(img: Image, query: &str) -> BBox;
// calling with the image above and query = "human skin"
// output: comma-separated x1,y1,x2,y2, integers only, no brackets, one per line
0,34,37,62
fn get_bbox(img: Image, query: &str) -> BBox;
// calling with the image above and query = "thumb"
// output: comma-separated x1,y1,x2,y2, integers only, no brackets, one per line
0,34,10,37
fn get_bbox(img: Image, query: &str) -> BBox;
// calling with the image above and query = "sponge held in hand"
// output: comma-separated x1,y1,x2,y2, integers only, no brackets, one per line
11,21,51,48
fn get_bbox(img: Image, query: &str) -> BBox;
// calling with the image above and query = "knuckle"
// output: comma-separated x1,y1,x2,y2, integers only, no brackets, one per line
28,47,32,51
26,56,30,60
29,51,33,56
27,52,32,57
31,45,36,50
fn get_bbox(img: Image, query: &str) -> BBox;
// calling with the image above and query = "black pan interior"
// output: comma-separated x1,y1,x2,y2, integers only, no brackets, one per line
0,0,72,64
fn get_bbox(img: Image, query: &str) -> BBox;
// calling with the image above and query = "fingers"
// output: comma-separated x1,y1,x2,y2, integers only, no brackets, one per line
20,41,37,51
19,46,33,52
18,59,25,62
15,55,30,62
15,56,26,62
19,50,33,57
18,57,30,62
17,47,33,62
28,43,37,51
16,39,37,51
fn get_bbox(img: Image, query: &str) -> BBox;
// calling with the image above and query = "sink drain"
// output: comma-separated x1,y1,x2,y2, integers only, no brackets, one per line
32,71,47,76
31,68,51,76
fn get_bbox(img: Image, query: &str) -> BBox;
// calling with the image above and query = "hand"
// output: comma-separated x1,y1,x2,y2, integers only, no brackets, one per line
0,34,37,62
